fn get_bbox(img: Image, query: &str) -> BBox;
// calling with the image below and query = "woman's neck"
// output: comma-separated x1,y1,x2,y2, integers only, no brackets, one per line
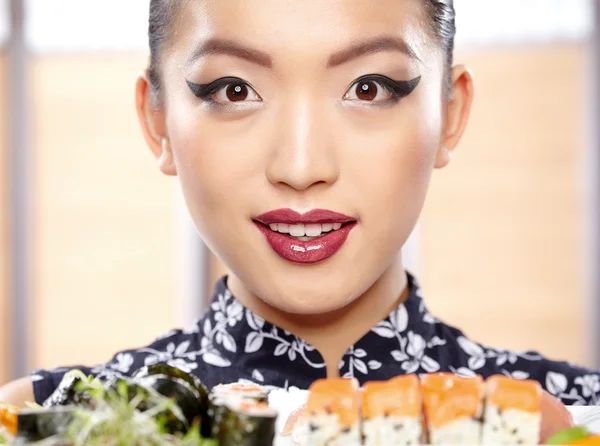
227,256,408,378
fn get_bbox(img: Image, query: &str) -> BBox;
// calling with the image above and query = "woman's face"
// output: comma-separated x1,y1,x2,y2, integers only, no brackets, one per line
139,0,471,314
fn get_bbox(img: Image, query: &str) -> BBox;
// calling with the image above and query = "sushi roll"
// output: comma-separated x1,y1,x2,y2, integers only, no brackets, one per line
211,382,270,404
15,406,76,442
421,372,484,444
216,399,277,446
362,375,424,446
304,378,361,446
481,375,542,445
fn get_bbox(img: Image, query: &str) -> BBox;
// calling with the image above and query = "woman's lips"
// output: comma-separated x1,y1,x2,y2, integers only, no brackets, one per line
254,208,356,225
253,208,357,264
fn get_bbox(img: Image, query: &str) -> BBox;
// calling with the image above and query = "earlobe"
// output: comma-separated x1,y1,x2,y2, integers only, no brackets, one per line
434,146,453,169
435,65,475,169
134,72,176,175
158,138,177,176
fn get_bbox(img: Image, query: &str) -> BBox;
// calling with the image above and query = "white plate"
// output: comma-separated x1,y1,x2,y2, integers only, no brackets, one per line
568,406,600,433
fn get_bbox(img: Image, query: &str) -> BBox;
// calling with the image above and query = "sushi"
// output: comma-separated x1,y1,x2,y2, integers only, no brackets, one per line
421,372,484,445
362,375,424,445
211,382,270,404
215,399,277,446
0,404,18,438
284,373,572,445
481,375,542,445
304,378,361,446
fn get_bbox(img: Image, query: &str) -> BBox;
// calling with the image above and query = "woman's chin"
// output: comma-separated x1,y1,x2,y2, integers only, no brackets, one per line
261,291,355,317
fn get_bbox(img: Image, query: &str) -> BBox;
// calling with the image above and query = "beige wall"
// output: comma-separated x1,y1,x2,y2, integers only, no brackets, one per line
420,44,588,364
30,54,180,370
208,44,590,365
0,52,8,384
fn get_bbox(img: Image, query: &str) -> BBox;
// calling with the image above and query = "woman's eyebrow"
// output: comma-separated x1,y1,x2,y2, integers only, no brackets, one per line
327,36,420,67
187,35,419,69
187,38,273,68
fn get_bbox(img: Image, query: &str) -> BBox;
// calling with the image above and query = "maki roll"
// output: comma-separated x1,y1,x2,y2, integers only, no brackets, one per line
304,378,361,446
133,364,210,404
421,372,484,445
15,406,76,442
362,375,424,446
132,364,211,436
134,374,204,433
211,382,270,404
216,399,277,446
481,375,542,444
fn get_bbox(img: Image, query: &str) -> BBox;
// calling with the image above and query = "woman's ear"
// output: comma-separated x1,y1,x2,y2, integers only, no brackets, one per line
435,65,474,169
135,72,177,176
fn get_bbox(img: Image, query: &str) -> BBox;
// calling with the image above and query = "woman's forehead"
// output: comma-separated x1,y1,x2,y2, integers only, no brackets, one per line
172,0,433,65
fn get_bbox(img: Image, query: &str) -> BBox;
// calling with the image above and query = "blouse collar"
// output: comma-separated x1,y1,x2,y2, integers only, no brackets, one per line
194,272,442,388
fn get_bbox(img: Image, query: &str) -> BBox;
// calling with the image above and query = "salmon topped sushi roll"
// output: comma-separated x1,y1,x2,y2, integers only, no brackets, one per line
481,375,542,445
421,372,484,444
362,375,424,446
304,378,361,446
211,382,270,403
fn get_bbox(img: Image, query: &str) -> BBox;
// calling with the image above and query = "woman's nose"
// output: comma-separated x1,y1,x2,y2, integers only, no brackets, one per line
265,97,339,191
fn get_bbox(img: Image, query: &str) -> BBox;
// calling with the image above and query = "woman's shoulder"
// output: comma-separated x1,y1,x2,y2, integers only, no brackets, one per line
436,323,600,405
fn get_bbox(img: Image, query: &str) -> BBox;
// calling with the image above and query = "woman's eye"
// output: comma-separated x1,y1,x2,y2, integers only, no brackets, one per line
342,75,421,104
186,78,262,105
344,79,393,102
213,82,261,104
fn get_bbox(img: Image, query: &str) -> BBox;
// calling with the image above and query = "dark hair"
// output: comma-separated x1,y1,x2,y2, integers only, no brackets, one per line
147,0,456,99
425,0,456,78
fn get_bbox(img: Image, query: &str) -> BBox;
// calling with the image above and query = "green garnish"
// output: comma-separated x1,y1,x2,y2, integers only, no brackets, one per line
546,426,590,445
24,374,217,446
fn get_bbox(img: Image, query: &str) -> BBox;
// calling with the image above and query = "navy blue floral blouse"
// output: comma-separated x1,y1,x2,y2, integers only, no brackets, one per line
32,273,600,406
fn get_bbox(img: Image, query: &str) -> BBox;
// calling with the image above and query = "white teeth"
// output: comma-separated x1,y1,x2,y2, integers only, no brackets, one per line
305,224,322,237
289,224,305,237
267,222,347,237
322,223,334,232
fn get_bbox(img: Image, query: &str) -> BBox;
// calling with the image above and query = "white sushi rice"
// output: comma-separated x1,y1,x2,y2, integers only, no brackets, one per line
331,423,361,446
428,417,482,445
298,413,360,446
363,415,423,446
481,404,541,445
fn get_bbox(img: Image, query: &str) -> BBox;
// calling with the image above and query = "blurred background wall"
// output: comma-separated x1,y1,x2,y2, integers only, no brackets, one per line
0,1,8,385
0,0,597,383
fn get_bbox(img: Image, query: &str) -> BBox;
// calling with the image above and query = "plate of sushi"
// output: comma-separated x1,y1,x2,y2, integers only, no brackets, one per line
0,365,598,445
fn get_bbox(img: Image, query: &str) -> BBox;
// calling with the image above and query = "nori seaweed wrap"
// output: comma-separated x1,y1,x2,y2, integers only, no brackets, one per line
134,364,210,402
15,407,75,442
134,374,207,434
207,395,230,439
104,376,150,399
133,363,211,436
215,400,277,446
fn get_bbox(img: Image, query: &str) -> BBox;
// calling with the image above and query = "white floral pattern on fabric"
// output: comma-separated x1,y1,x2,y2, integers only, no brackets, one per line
31,274,600,407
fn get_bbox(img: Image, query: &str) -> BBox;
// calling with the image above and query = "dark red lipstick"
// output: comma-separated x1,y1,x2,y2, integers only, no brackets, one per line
254,208,357,264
